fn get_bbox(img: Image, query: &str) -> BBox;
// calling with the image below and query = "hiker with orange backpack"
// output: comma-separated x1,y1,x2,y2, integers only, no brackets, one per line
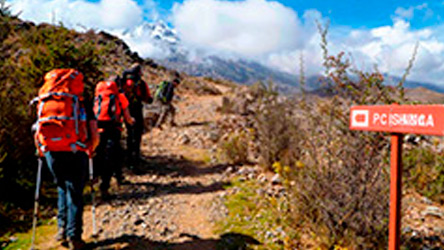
93,76,135,198
122,63,153,167
31,69,99,250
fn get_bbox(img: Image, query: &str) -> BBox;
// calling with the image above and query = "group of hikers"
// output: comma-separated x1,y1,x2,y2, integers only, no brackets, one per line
31,63,180,249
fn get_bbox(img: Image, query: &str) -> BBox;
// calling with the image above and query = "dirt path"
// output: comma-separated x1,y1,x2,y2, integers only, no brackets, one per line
83,92,232,249
35,89,237,250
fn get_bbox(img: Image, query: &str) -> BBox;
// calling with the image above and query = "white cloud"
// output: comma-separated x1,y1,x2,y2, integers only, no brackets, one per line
263,16,444,85
110,25,166,59
169,0,444,85
395,6,415,19
335,19,444,84
169,0,327,75
171,0,303,57
7,0,144,30
394,3,432,21
266,22,323,76
141,0,161,21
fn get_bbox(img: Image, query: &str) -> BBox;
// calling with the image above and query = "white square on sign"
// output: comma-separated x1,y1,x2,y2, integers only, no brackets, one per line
351,110,369,127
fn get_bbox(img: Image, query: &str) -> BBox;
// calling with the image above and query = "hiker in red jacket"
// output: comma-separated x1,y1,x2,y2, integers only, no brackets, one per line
93,76,135,198
122,63,153,167
32,69,99,250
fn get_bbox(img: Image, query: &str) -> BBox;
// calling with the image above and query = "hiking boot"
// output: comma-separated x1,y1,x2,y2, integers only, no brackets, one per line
55,228,66,242
68,238,85,250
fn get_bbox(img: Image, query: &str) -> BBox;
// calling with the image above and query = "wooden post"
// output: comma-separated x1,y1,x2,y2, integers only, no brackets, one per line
389,133,403,250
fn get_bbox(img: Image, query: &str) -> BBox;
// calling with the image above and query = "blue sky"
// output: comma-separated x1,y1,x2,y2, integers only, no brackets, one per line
37,0,444,29
7,0,444,85
146,0,444,29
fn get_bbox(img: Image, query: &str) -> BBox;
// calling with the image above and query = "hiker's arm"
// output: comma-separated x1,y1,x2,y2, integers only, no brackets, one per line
84,99,99,153
123,108,135,125
89,120,100,152
118,93,135,125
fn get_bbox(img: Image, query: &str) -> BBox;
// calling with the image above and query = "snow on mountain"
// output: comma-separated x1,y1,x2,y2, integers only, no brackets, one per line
112,20,182,59
114,20,301,92
123,21,180,45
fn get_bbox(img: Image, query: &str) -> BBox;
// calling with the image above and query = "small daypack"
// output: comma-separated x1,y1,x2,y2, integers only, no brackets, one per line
31,69,88,154
93,81,122,122
122,67,152,104
123,77,143,103
155,81,174,104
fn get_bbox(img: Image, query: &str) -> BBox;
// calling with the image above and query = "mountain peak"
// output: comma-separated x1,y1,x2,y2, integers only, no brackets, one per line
122,20,180,46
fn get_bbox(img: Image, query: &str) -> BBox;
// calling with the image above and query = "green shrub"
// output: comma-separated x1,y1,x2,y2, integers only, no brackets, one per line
404,146,444,203
252,94,301,171
218,131,250,165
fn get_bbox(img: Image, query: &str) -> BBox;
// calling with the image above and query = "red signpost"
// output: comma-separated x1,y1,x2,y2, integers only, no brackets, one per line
350,104,444,250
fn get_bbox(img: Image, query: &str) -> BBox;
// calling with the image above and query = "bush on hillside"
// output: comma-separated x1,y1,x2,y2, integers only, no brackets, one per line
404,145,444,203
257,71,395,248
218,130,251,165
252,94,302,171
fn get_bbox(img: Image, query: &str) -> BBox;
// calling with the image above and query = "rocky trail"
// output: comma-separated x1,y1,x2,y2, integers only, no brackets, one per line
33,85,257,250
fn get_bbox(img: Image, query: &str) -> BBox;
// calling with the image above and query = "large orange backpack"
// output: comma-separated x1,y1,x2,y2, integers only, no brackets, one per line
31,69,88,154
93,80,122,122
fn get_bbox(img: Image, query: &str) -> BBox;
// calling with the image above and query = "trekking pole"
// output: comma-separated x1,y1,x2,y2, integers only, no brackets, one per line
30,158,43,250
88,156,98,238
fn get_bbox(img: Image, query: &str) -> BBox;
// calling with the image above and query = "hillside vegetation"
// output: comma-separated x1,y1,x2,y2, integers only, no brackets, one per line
215,27,444,249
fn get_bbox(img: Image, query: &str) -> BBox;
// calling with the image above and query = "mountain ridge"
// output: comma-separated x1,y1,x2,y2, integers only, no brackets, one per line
117,21,302,92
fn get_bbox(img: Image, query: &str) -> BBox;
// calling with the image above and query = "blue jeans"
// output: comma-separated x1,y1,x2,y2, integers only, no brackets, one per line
45,151,88,240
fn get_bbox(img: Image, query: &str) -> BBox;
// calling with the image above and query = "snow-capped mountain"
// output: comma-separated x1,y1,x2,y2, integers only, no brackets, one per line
123,21,180,46
116,21,302,92
114,21,185,59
